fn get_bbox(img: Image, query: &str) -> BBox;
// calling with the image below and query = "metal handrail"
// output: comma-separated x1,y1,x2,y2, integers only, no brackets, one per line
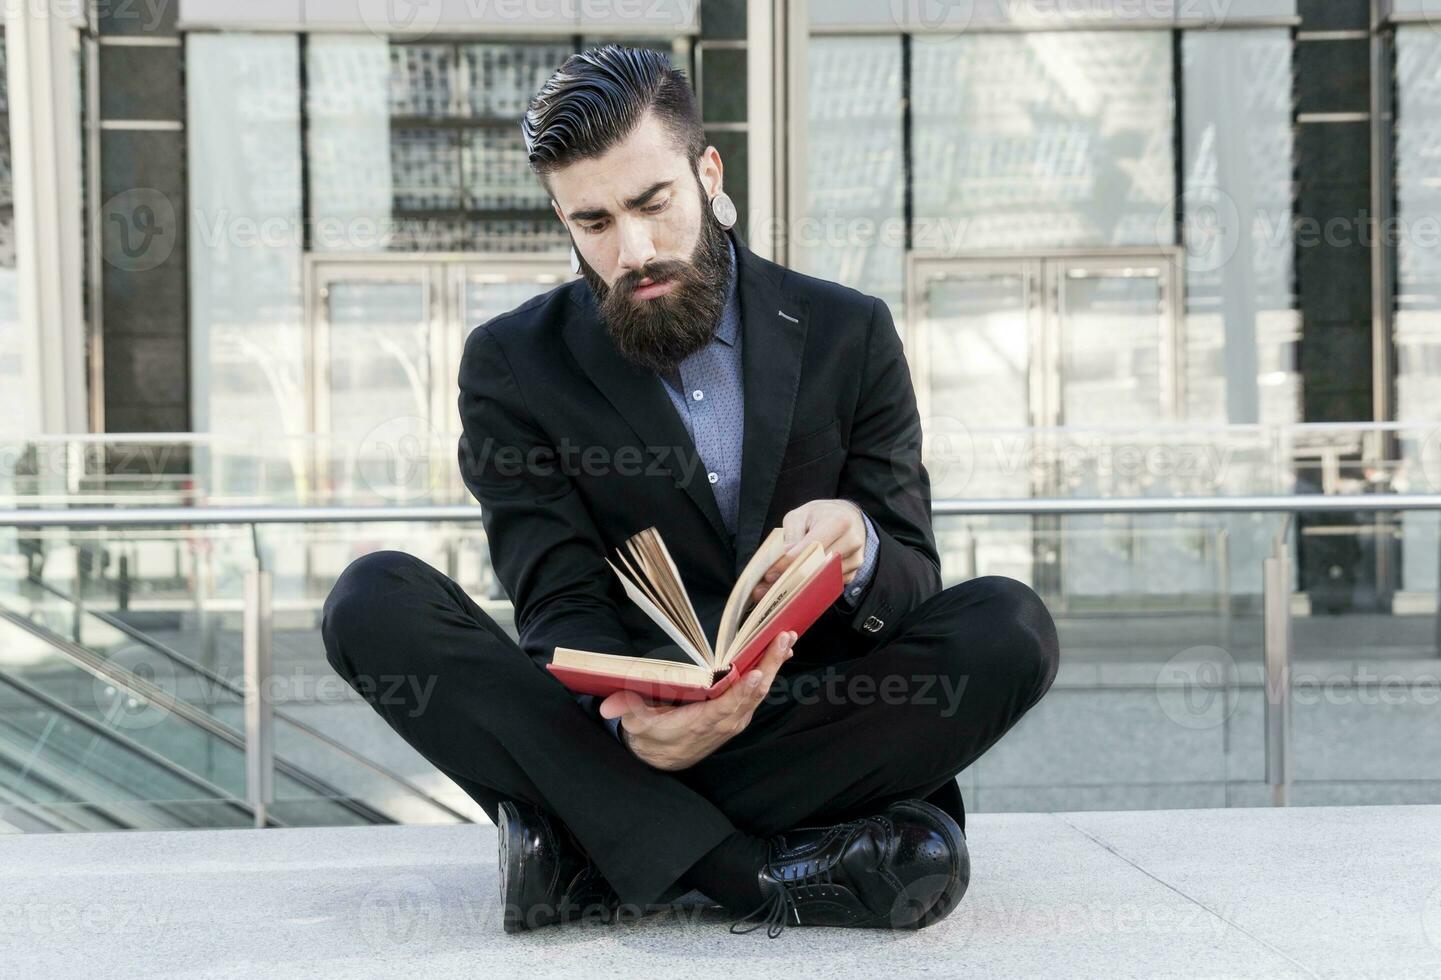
1,493,1440,528
17,577,471,823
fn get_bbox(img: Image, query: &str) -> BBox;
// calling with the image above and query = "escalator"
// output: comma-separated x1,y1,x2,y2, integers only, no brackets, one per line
0,577,470,831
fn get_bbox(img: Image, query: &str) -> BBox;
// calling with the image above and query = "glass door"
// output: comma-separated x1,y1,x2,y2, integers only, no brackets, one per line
311,261,443,504
1047,255,1184,601
906,251,1181,595
908,257,1046,586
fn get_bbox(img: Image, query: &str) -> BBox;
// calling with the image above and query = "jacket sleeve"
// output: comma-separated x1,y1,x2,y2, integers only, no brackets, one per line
833,296,942,645
456,325,635,673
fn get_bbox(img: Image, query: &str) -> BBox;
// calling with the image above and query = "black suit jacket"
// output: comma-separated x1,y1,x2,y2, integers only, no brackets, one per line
456,231,941,680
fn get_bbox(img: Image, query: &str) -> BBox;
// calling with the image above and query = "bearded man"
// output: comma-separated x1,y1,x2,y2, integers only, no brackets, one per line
322,44,1059,938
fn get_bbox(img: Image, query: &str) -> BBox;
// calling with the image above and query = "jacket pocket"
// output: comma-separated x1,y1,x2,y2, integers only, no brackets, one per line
778,419,842,471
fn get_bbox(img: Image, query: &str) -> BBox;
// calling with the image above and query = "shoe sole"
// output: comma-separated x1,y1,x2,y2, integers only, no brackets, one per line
497,800,535,934
884,799,969,929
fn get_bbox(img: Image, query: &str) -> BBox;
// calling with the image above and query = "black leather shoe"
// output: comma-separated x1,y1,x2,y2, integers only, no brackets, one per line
497,799,620,933
731,799,969,937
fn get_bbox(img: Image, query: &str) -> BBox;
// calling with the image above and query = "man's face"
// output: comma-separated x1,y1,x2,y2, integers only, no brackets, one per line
546,112,731,373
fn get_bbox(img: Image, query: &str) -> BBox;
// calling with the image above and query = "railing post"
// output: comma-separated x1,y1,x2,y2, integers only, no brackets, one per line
1263,528,1293,807
243,567,274,828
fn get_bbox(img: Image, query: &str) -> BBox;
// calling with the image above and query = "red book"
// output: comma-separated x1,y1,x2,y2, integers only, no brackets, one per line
547,526,843,702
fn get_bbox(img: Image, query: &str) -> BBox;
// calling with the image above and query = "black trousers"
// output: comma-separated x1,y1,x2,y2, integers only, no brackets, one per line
321,550,1060,906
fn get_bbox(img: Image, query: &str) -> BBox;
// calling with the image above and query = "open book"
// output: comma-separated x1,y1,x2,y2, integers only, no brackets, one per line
546,525,843,702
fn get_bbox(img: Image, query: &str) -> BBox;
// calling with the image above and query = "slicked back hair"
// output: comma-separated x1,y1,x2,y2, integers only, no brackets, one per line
522,44,706,179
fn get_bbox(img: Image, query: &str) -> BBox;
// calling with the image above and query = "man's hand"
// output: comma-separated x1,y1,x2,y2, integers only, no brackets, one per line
598,631,796,770
752,499,867,604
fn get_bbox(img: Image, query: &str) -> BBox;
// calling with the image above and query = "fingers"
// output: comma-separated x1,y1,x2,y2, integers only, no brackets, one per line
781,507,811,549
598,690,644,720
730,630,796,725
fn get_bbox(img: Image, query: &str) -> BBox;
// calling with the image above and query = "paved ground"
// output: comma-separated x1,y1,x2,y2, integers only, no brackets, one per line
3,805,1439,979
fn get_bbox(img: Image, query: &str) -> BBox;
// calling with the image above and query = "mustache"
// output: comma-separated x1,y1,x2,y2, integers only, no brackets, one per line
610,259,691,299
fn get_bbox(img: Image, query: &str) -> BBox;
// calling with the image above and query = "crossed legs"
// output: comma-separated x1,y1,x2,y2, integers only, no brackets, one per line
321,550,1059,906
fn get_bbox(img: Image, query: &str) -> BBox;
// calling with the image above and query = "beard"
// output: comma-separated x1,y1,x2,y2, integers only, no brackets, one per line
578,189,732,374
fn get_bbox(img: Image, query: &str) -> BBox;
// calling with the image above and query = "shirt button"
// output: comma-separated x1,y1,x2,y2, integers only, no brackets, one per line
692,389,704,401
707,472,719,484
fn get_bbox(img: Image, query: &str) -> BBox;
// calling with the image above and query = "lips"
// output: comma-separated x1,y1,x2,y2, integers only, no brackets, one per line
631,279,677,302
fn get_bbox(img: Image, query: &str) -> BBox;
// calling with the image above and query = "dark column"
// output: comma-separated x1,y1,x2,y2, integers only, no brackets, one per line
696,0,749,238
96,4,189,435
1293,0,1385,612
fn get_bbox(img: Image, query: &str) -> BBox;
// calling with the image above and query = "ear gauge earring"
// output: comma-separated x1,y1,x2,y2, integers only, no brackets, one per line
569,247,581,275
710,192,737,230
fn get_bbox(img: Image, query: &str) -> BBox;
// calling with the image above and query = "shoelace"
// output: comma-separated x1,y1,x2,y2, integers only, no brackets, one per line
728,858,837,938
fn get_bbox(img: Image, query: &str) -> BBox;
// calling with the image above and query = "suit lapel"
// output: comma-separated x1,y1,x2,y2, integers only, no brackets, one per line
733,240,809,577
562,287,732,546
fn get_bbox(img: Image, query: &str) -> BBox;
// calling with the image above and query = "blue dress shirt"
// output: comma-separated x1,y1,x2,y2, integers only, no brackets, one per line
656,237,879,606
602,240,880,739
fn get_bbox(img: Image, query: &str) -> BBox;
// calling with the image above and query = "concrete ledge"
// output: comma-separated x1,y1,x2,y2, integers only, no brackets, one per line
2,806,1439,978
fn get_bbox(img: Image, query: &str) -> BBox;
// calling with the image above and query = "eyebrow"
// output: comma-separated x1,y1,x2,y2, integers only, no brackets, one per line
567,180,673,223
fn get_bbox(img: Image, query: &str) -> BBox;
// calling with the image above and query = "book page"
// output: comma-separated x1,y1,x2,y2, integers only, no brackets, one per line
551,646,713,687
618,536,700,655
630,530,710,660
604,557,710,668
714,526,788,660
722,542,827,666
623,533,691,651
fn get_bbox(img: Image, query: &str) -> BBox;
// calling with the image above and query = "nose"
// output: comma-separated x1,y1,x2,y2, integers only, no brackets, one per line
614,217,657,277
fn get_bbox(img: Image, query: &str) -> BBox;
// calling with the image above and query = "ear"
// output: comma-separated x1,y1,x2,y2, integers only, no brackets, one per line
550,199,566,226
697,145,724,197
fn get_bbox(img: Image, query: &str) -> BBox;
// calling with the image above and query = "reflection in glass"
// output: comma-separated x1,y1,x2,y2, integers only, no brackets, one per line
1181,29,1298,426
802,35,904,311
1058,270,1163,426
187,34,305,498
1395,28,1441,594
911,31,1174,251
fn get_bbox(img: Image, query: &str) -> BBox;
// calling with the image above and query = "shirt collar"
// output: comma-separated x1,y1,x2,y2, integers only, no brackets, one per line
713,235,739,348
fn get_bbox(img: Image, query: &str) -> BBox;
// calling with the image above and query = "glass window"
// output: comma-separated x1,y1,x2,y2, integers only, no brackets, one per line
1181,29,1298,426
1394,27,1441,594
0,28,21,440
187,34,305,489
309,38,575,254
801,35,904,311
910,31,1175,251
1395,27,1441,424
